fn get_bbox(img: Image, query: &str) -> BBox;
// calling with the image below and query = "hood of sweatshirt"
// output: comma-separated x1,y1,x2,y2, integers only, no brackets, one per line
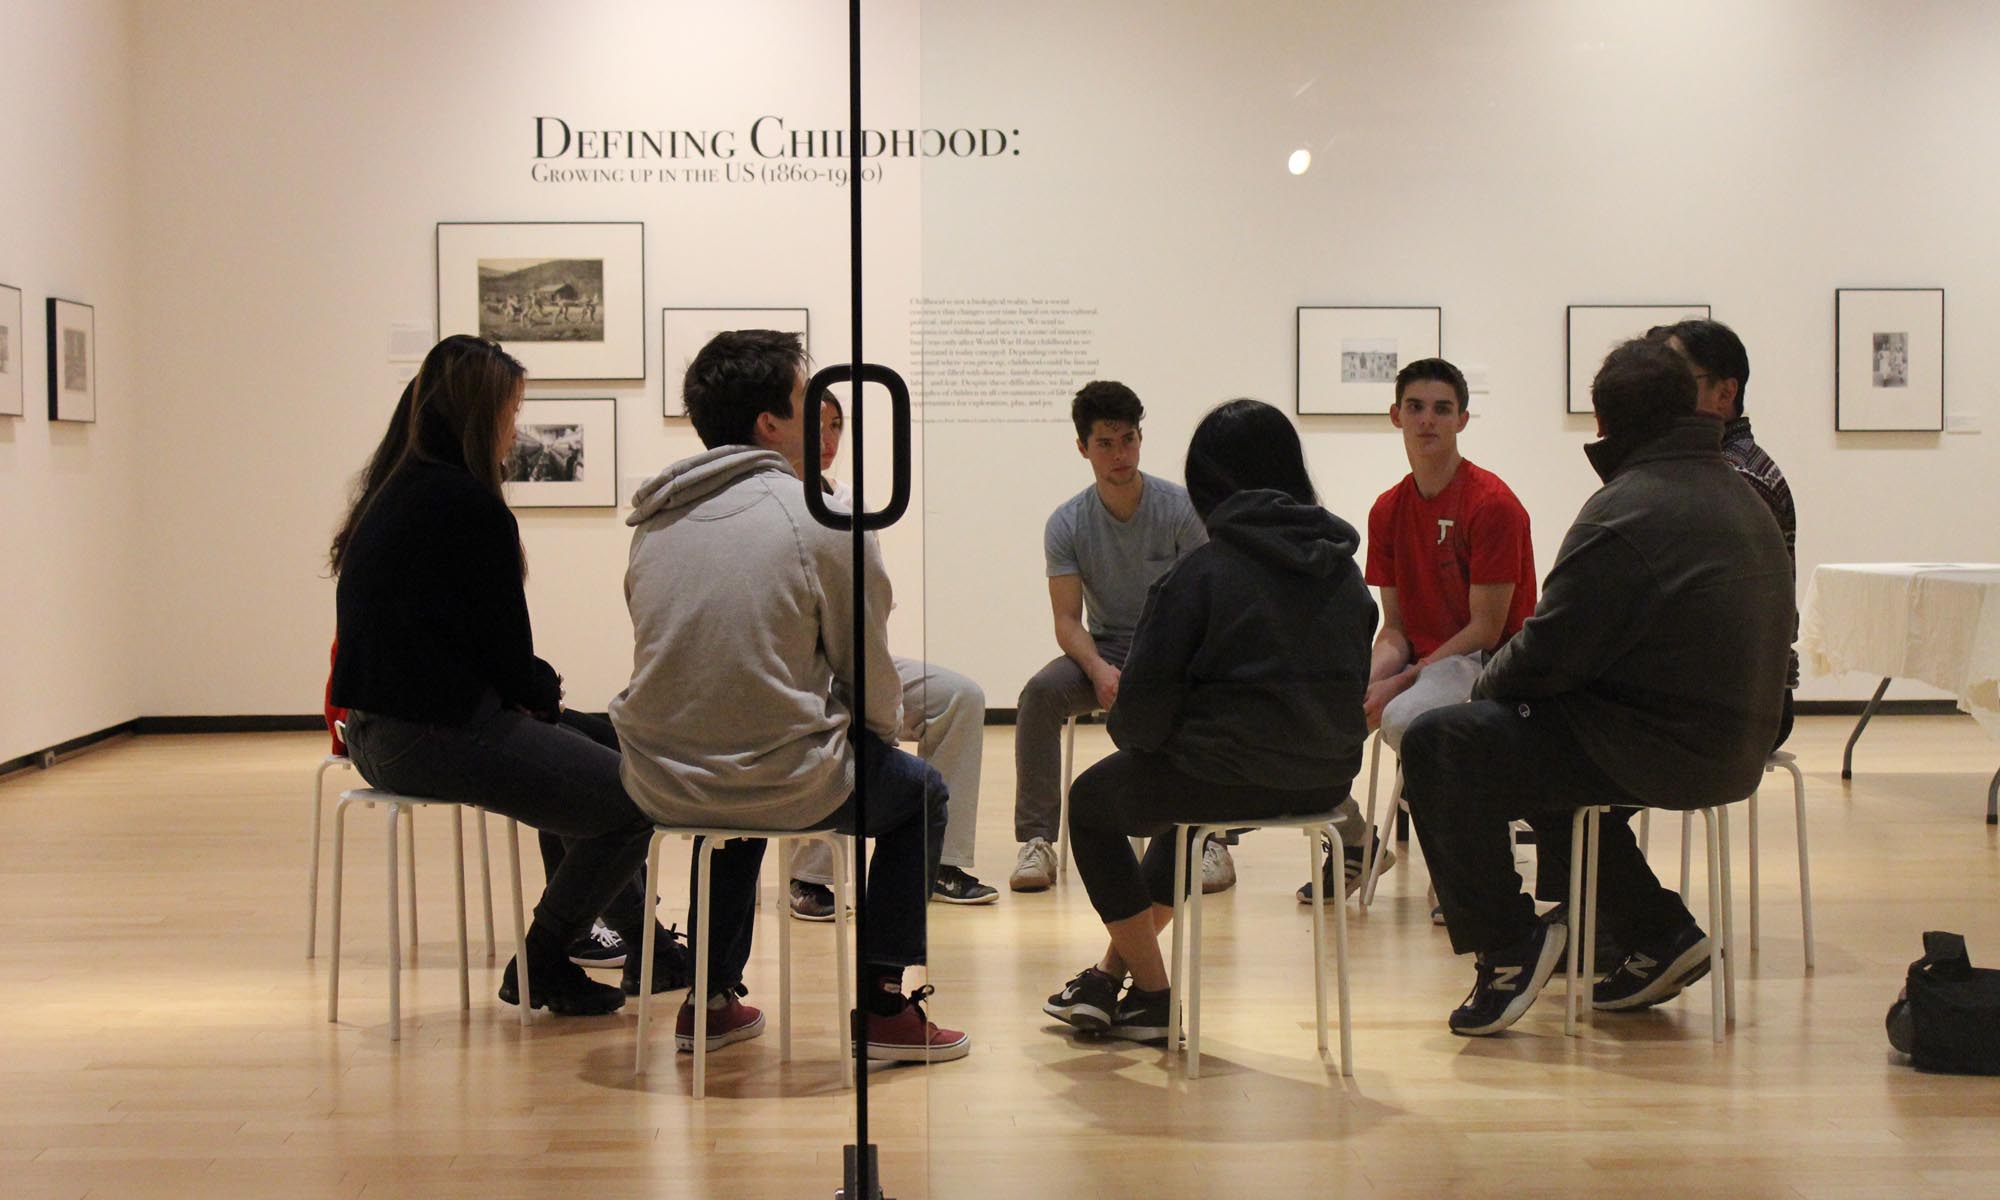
626,445,795,526
1203,488,1359,578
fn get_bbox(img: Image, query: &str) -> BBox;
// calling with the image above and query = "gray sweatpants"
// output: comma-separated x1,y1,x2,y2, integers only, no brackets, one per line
1329,651,1485,844
1012,643,1129,844
792,657,986,883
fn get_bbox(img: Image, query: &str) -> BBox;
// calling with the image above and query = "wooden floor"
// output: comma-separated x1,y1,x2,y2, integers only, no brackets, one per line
0,716,1997,1198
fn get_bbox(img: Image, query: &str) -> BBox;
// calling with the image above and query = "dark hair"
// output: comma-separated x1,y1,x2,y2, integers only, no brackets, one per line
1591,338,1697,441
1394,357,1469,410
1647,318,1750,417
1183,398,1318,521
1071,380,1144,442
330,334,525,575
681,329,809,450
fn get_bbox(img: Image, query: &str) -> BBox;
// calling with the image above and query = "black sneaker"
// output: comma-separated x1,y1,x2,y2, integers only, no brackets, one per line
932,865,1000,906
498,955,626,1016
1043,966,1122,1032
1297,834,1396,904
1448,920,1567,1037
621,924,694,996
1540,904,1627,978
1593,921,1713,1011
1107,985,1173,1044
789,879,835,922
568,920,627,968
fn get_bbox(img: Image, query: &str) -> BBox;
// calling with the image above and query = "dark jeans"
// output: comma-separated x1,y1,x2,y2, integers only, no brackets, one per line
342,693,654,960
535,710,651,943
1068,749,1345,924
686,730,947,997
1402,699,1695,957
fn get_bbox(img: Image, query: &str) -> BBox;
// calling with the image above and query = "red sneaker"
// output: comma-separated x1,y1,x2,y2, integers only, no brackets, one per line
865,985,970,1062
674,990,765,1053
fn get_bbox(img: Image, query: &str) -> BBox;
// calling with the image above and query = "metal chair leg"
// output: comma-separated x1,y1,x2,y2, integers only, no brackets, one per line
475,808,495,960
327,796,354,1022
385,804,403,1042
505,819,529,1021
635,830,665,1075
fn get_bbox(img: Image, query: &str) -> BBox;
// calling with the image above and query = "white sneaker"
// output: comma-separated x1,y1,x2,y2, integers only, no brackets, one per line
1201,838,1236,894
1009,837,1056,892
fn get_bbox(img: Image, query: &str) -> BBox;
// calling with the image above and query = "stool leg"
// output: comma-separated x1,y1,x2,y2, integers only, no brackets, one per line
1718,807,1736,1023
1581,808,1601,1032
506,819,529,1021
1169,827,1189,1059
636,830,664,1075
401,806,418,965
386,804,402,1042
1057,716,1076,880
1187,825,1214,1080
1784,760,1815,971
693,838,718,1099
1362,769,1403,905
1306,828,1329,1057
1680,810,1693,899
476,809,495,961
328,796,354,1023
830,835,854,1088
777,839,794,1063
1701,809,1725,1043
1747,793,1761,955
1357,733,1383,910
1565,807,1587,1037
452,806,469,1014
307,759,334,958
1329,825,1353,1076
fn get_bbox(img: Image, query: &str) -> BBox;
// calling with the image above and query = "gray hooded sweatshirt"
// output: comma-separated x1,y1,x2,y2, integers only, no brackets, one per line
608,446,901,829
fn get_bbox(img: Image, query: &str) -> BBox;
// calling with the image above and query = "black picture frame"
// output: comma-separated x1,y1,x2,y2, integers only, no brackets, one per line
435,221,647,382
46,297,97,423
502,396,621,509
1835,287,1945,432
0,283,22,419
1295,305,1442,415
1564,304,1709,414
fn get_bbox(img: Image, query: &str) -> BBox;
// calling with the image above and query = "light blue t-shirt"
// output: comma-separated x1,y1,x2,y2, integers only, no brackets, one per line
1044,473,1207,643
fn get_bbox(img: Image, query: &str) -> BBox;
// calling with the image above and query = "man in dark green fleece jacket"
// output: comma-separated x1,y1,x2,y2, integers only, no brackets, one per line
1403,338,1794,1037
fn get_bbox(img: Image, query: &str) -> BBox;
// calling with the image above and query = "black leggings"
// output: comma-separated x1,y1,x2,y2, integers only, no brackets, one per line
1067,750,1345,924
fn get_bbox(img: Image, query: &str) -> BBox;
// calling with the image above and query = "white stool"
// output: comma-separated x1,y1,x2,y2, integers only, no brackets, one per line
1170,813,1352,1078
634,827,856,1097
1357,731,1407,907
306,752,355,957
327,788,529,1041
1678,751,1814,970
1565,804,1733,1042
1056,712,1142,880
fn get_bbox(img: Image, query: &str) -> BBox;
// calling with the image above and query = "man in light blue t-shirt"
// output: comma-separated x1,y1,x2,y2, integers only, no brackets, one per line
1010,381,1215,892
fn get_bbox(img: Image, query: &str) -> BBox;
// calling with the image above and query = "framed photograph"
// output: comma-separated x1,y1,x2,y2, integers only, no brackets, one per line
436,222,645,381
1566,304,1709,414
46,297,96,423
1836,288,1944,431
0,284,22,418
502,397,619,508
1296,306,1441,415
661,307,810,417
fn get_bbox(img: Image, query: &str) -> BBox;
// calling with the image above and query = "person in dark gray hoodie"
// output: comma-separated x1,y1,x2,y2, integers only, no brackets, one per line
1041,398,1377,1043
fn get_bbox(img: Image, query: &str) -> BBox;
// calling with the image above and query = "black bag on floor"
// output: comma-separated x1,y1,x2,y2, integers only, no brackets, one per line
1886,931,2000,1074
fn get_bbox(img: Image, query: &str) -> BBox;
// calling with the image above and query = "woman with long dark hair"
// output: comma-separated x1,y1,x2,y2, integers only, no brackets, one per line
330,334,674,1015
1041,398,1377,1041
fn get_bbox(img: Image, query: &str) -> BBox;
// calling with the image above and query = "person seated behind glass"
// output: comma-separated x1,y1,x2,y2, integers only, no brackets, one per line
1041,398,1376,1041
609,329,969,1062
329,334,685,1016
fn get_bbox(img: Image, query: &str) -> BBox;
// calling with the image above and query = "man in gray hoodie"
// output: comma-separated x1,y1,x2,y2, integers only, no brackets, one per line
609,328,969,1063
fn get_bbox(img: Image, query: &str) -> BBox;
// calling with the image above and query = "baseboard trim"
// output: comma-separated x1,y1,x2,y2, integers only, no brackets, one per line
0,720,139,782
133,715,328,734
1794,699,1962,717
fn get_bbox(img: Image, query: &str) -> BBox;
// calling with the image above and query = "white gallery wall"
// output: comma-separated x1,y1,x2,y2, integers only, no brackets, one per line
0,0,1989,750
0,1,143,765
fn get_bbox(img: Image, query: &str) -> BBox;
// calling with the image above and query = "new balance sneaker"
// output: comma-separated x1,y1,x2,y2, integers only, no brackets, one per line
1009,838,1056,892
1448,920,1567,1036
1297,834,1397,903
1200,838,1236,894
789,879,836,922
1539,904,1628,978
674,987,766,1053
1592,921,1713,1011
932,865,999,905
568,919,627,968
1107,985,1173,1044
866,985,970,1062
1043,966,1122,1032
621,924,693,996
498,955,626,1016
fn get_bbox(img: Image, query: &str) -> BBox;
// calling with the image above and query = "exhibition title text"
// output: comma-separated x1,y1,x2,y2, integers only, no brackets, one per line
530,115,1019,186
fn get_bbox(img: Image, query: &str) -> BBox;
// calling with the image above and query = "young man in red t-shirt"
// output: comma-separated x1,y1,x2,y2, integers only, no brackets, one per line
1301,357,1537,902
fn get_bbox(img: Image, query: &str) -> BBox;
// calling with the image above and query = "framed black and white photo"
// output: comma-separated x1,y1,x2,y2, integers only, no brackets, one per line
1296,306,1441,415
46,297,96,423
0,284,22,418
661,307,810,417
1566,304,1709,414
503,397,619,508
436,222,645,381
1836,288,1944,431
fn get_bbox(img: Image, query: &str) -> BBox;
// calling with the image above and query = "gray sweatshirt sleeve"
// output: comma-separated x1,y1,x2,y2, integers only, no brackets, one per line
814,525,904,742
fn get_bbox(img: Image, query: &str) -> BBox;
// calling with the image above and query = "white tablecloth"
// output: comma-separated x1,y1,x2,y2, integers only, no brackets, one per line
1800,563,2000,738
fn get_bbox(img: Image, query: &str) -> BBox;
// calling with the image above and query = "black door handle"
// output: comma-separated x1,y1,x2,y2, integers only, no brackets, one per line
802,362,911,532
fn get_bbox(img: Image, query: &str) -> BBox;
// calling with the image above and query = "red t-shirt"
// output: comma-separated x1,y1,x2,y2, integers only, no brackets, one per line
1365,459,1537,660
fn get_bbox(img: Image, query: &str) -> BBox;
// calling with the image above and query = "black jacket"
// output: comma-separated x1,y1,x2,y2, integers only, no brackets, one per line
1473,417,1794,811
331,460,562,725
1108,489,1377,791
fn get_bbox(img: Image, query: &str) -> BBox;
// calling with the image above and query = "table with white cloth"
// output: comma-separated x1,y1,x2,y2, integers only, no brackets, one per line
1799,562,2000,823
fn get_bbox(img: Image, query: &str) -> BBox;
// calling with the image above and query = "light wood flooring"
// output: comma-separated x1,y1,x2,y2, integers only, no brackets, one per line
1,716,1997,1199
